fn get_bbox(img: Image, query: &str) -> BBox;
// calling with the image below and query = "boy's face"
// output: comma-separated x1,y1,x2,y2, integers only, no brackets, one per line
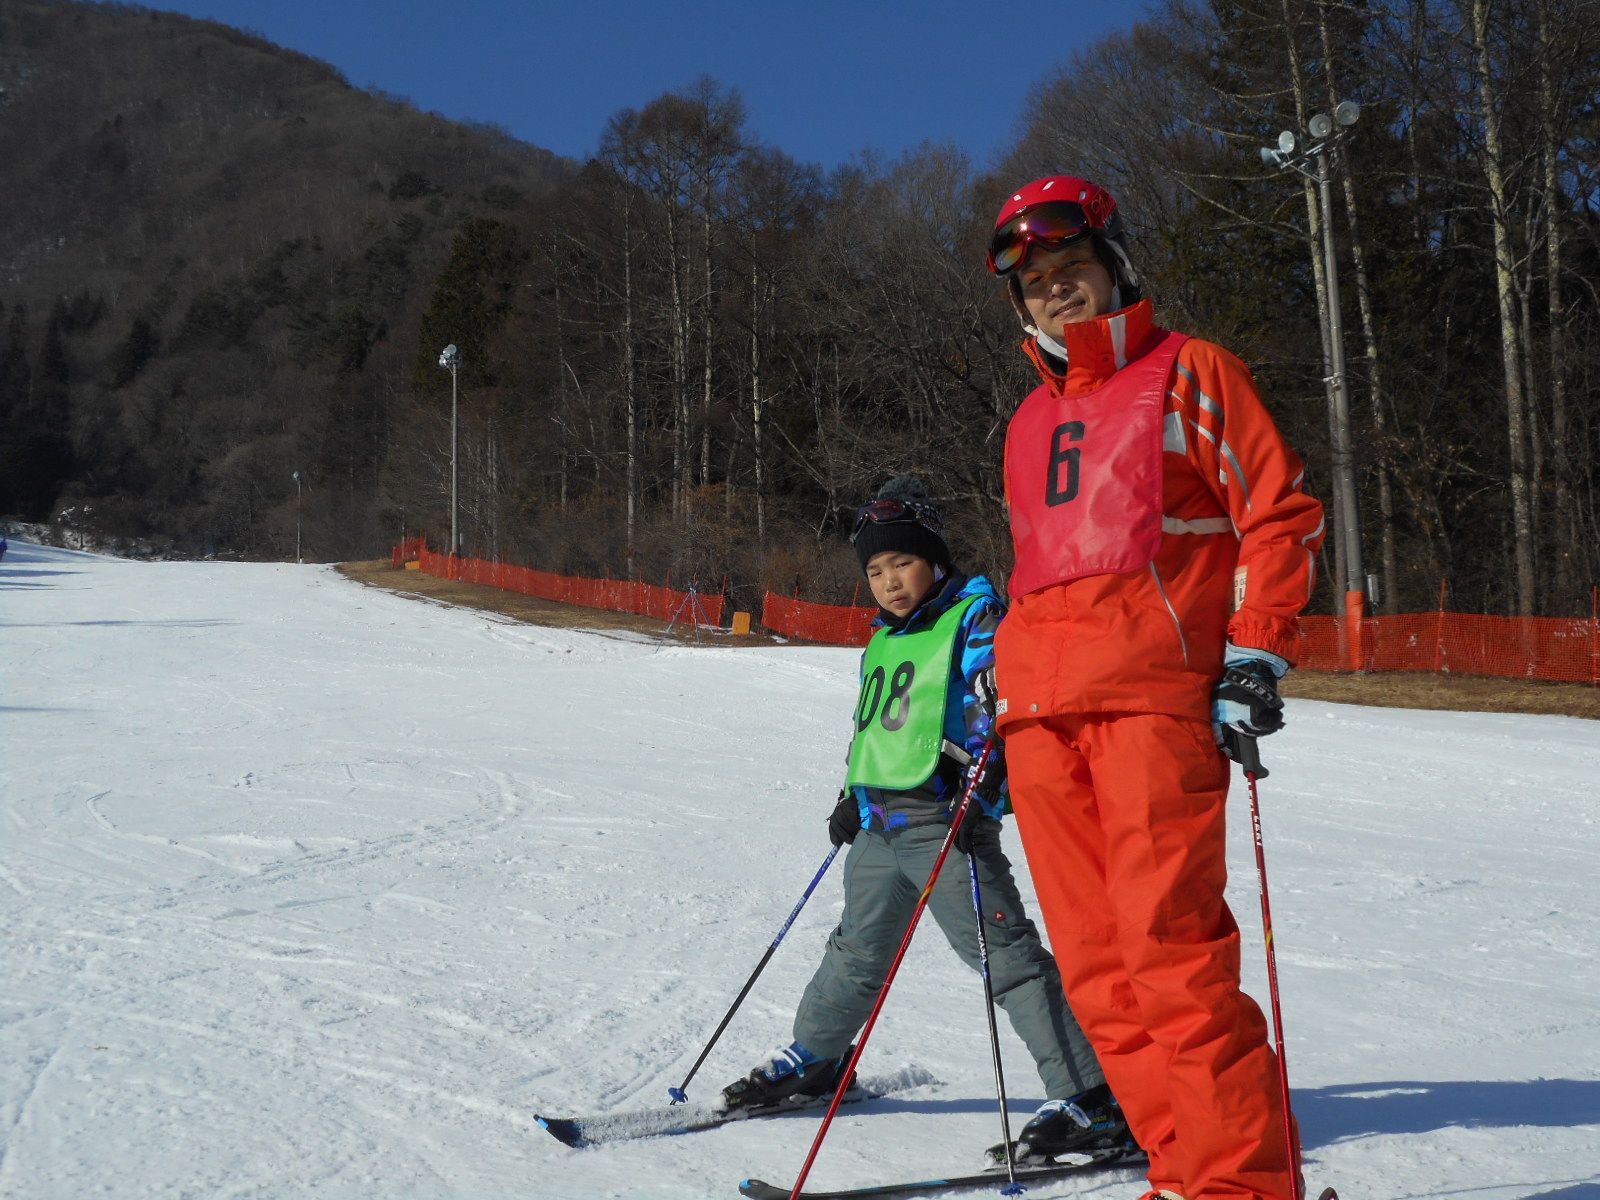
864,550,937,618
1018,241,1114,340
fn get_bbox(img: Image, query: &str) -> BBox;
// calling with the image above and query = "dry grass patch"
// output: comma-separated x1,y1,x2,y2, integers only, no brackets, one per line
337,560,781,644
341,561,1598,719
1283,670,1599,720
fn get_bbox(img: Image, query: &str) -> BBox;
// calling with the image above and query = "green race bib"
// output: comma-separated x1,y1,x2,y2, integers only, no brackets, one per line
845,595,979,791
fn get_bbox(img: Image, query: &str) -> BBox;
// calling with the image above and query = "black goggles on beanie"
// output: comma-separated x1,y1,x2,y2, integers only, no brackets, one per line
987,201,1093,276
848,498,944,545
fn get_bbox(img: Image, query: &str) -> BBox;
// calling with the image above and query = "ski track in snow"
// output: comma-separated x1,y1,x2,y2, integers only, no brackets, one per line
1,539,1597,1200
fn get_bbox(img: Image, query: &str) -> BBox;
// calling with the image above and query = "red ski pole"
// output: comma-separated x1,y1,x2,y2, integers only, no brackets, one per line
780,743,995,1200
1226,730,1304,1198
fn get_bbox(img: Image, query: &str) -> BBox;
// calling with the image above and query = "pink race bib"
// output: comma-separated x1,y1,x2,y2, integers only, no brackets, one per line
1005,330,1187,597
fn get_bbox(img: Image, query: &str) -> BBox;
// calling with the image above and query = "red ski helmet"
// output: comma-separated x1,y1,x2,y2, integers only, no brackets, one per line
987,175,1142,314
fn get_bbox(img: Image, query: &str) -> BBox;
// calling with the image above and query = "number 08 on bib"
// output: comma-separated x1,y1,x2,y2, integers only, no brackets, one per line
845,595,979,791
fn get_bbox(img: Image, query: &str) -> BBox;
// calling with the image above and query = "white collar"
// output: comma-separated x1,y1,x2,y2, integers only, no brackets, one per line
1035,329,1069,362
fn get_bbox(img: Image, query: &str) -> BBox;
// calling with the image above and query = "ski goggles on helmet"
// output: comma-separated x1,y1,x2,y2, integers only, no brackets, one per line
848,499,943,544
987,201,1093,276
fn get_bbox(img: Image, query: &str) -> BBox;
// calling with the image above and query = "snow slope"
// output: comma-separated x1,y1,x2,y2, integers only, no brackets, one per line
2,540,1597,1200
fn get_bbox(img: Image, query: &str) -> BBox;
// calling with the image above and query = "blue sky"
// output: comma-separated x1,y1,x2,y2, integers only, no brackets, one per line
149,0,1155,170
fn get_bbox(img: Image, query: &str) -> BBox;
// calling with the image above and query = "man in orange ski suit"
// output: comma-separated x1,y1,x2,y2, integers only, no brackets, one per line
986,175,1326,1200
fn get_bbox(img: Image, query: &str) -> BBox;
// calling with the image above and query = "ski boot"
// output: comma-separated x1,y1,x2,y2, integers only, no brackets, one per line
715,1042,855,1114
985,1084,1140,1167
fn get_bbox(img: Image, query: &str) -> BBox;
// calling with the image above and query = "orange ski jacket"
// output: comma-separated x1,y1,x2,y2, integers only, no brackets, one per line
996,300,1326,728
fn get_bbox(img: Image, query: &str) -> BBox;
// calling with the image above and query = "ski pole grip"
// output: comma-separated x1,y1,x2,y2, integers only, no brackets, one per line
1223,728,1269,779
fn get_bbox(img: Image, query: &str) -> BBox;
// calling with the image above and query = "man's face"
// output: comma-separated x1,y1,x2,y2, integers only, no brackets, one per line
1018,240,1115,341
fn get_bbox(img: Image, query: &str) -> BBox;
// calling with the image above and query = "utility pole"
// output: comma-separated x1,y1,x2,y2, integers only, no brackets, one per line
438,344,461,559
1262,101,1366,658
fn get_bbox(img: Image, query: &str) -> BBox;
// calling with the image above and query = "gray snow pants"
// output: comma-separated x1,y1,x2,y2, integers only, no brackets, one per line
792,820,1104,1101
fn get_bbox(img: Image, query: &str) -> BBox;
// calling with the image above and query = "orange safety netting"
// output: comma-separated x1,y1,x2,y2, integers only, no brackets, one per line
761,591,877,646
1299,611,1600,683
406,541,725,627
758,590,1600,684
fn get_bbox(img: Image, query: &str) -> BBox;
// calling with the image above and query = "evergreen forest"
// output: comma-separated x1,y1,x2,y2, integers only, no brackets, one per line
1,0,1596,618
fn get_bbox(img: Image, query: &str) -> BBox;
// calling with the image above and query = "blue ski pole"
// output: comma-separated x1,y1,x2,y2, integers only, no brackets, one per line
968,847,1024,1196
669,844,841,1103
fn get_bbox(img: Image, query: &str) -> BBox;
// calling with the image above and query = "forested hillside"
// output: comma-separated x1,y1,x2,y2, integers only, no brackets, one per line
0,0,568,558
2,0,1596,618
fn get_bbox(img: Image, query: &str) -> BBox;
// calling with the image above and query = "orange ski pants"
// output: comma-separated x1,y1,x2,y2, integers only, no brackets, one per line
1004,712,1297,1200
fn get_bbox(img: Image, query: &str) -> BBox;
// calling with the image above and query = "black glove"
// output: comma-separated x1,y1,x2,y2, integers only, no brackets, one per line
952,745,1005,856
952,807,983,856
1211,657,1286,737
828,789,860,846
974,742,1006,806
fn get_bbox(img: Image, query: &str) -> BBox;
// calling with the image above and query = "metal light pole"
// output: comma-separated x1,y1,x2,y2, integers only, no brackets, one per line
292,470,302,564
438,344,461,559
1262,101,1366,648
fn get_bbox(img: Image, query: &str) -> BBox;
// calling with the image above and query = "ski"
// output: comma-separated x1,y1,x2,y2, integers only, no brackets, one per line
739,1143,1144,1200
536,1067,936,1149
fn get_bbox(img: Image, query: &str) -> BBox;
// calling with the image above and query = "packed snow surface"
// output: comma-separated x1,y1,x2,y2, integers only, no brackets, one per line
2,540,1597,1200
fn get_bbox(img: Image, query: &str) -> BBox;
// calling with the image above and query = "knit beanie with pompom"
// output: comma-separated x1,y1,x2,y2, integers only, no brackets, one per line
851,475,951,573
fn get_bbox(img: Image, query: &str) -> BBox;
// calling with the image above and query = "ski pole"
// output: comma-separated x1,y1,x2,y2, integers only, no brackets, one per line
968,845,1024,1197
1227,730,1302,1196
781,743,995,1200
669,843,841,1104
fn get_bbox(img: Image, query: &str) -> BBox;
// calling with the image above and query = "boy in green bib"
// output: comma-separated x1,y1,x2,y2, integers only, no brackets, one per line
717,476,1135,1166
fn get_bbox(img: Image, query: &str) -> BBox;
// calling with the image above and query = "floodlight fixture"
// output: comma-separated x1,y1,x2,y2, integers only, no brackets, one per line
439,343,459,370
1260,146,1282,166
1308,112,1334,140
1334,100,1361,127
1277,130,1297,155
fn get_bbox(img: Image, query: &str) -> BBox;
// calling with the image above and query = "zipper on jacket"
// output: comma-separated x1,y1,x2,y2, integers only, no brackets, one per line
1148,562,1191,669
